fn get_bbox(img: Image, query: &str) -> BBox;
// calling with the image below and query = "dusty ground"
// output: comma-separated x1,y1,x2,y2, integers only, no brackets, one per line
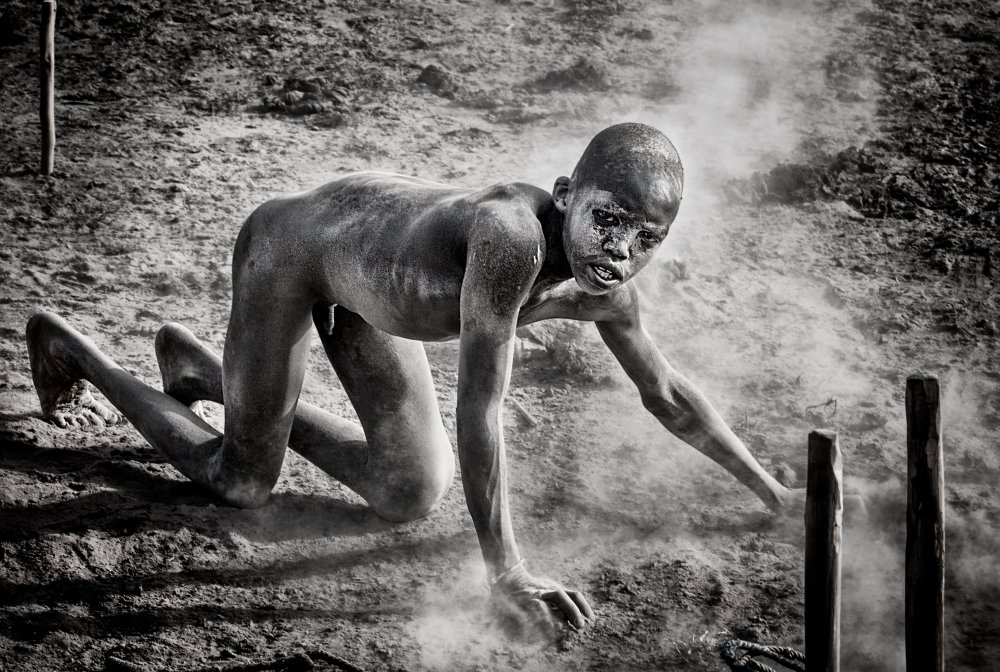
1,0,998,670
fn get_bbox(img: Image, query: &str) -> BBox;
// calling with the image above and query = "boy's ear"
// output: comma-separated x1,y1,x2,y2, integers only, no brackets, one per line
552,176,571,213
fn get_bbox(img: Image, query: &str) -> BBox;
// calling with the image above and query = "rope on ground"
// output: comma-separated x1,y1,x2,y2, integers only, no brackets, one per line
719,639,806,672
307,650,365,672
106,656,148,672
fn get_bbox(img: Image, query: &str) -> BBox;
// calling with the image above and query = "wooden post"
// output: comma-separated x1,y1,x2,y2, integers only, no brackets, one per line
39,0,57,176
905,375,945,672
805,429,842,672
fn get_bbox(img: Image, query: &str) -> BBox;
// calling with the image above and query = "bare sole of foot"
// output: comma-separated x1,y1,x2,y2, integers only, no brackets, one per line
26,311,123,428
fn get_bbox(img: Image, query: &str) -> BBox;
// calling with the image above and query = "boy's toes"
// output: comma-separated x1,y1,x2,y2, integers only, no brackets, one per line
88,399,120,425
56,412,79,427
48,404,119,429
81,409,106,427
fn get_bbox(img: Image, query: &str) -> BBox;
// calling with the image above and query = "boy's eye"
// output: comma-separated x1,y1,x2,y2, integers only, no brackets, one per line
637,230,657,243
592,209,618,225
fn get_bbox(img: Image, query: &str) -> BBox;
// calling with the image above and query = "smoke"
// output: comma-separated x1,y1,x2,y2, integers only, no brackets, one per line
840,478,908,670
368,0,995,665
509,0,881,475
655,3,833,185
405,555,553,671
408,0,954,665
941,371,1000,473
949,509,1000,607
480,0,915,664
502,0,883,489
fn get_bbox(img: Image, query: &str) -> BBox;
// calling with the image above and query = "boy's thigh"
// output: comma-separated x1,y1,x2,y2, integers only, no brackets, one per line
317,306,453,470
214,286,315,504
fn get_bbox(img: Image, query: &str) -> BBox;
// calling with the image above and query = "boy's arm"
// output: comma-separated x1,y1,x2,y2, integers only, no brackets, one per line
595,290,793,512
458,223,593,630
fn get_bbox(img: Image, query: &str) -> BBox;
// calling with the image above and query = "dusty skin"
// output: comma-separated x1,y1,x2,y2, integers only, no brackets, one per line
26,122,800,633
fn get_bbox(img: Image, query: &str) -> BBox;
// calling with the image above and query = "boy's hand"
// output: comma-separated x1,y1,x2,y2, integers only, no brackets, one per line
775,485,868,522
490,560,594,635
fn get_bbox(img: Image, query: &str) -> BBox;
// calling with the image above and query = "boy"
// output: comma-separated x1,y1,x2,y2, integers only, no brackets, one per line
27,123,802,631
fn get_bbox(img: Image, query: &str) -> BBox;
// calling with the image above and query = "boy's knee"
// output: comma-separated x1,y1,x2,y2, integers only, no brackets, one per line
217,478,274,509
372,485,443,522
211,451,281,509
371,456,454,522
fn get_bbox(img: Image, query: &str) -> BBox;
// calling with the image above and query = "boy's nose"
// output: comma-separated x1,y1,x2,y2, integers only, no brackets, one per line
603,236,630,260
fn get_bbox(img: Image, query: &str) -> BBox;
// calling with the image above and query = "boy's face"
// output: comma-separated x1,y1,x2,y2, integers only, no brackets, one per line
556,170,682,295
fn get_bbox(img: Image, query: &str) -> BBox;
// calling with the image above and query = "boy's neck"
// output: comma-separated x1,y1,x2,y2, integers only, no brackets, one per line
539,199,573,283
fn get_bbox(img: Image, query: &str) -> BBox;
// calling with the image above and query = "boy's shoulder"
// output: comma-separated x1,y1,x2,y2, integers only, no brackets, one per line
455,181,550,218
459,182,552,240
464,181,550,204
456,183,554,295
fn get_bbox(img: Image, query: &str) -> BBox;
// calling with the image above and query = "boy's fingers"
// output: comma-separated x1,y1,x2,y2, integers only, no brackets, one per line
567,590,595,620
527,598,555,627
543,590,586,628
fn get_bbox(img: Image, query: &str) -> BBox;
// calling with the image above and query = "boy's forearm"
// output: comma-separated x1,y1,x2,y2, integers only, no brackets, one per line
644,385,785,509
596,317,788,510
457,411,521,577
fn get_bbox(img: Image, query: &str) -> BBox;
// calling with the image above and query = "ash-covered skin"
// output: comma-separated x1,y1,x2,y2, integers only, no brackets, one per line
26,122,805,635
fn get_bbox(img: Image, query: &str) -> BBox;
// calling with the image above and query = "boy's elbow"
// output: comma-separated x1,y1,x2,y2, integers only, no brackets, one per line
640,386,695,433
640,386,674,419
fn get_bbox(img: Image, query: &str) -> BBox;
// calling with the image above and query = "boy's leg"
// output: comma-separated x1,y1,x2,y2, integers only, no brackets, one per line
27,294,311,508
28,310,224,490
210,282,314,506
155,305,455,522
155,319,368,499
314,306,455,521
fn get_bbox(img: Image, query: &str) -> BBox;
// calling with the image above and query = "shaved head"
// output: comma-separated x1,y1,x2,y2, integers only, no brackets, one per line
571,122,683,201
553,123,684,295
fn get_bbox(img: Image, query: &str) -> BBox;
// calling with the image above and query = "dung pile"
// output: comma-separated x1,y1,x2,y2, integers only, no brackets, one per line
261,76,351,116
728,144,999,226
725,146,883,209
416,64,459,98
530,57,611,92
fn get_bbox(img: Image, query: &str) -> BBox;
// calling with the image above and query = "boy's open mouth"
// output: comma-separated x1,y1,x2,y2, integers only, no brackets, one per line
588,263,622,287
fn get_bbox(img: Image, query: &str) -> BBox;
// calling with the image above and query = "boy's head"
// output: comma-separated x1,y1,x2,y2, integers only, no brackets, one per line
553,123,683,294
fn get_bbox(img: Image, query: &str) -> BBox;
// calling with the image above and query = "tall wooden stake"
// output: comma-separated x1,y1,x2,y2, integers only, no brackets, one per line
40,0,57,176
905,375,945,672
805,429,842,672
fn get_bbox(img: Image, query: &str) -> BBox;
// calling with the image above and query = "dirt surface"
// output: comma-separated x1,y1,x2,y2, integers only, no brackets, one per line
1,0,998,670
